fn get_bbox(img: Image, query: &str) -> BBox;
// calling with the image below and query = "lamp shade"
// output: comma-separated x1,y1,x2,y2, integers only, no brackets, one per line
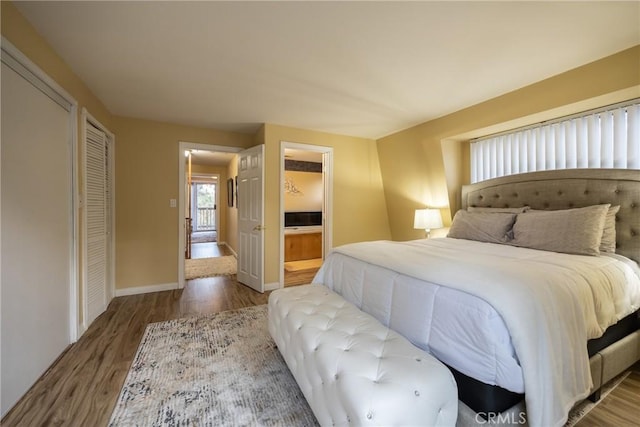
414,208,443,230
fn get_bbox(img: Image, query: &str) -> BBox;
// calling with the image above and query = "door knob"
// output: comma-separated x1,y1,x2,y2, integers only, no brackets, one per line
253,225,265,231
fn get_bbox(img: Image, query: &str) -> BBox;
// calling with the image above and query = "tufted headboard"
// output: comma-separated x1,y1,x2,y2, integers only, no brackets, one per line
461,169,640,264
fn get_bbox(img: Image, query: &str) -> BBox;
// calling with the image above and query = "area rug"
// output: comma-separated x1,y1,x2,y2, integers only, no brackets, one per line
109,304,629,427
185,255,236,280
191,231,217,243
284,258,323,272
108,305,318,427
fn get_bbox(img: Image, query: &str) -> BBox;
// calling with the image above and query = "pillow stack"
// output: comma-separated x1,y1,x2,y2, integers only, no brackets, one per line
447,204,618,256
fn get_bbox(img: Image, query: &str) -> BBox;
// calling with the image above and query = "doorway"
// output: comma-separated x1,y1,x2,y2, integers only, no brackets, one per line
280,142,333,287
178,142,242,288
189,178,219,258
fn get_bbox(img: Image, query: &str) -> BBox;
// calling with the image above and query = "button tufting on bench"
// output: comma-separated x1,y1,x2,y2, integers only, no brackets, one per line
268,284,458,427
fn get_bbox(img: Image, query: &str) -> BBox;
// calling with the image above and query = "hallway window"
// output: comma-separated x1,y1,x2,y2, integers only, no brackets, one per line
193,183,216,231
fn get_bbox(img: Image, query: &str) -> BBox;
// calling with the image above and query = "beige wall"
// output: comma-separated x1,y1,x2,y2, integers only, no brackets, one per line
5,0,638,294
1,1,115,326
378,45,640,242
284,171,323,212
1,2,112,129
113,116,252,289
263,124,392,285
226,156,239,254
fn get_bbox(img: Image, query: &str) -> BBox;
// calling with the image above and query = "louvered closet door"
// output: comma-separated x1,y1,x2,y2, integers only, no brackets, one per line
85,124,108,326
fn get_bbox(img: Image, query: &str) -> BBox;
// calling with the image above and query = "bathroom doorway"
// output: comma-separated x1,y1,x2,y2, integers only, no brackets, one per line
280,142,333,287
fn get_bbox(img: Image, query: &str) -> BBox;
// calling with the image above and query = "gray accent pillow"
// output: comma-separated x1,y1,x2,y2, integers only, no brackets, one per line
447,211,517,244
467,206,530,214
511,204,610,256
600,205,620,253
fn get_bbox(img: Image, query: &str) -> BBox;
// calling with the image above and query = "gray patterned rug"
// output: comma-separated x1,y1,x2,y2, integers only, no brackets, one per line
108,305,318,427
109,304,628,427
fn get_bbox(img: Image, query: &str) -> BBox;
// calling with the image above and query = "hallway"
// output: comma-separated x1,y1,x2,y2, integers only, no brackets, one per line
189,226,225,260
190,242,229,259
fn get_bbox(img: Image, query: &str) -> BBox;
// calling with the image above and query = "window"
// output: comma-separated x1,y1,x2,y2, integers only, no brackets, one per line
470,99,640,183
193,182,216,231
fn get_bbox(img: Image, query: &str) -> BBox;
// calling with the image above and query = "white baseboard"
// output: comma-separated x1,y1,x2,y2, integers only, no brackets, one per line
115,282,179,297
77,322,87,339
264,282,282,291
221,243,238,258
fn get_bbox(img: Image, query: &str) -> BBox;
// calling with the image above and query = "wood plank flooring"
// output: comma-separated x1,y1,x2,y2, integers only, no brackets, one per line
190,241,229,259
284,267,319,287
2,271,638,426
575,367,640,427
1,276,269,427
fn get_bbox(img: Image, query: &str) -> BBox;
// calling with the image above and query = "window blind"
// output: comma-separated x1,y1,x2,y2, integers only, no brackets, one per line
470,100,640,183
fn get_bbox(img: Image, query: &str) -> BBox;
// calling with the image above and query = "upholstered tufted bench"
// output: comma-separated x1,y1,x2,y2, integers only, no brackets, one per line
268,284,458,427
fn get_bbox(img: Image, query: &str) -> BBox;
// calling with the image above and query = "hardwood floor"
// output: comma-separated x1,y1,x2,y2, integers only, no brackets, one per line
2,273,638,426
284,267,319,287
1,276,269,427
190,241,230,259
283,257,321,287
575,363,640,427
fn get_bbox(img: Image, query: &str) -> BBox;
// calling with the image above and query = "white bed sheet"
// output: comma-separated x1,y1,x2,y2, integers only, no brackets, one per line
312,251,525,392
312,237,640,427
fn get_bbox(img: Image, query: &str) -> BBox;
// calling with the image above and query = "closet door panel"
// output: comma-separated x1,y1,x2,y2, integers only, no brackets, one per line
85,124,108,326
1,62,72,416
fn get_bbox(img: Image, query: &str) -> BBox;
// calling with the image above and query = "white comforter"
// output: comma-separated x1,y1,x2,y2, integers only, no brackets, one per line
315,238,640,427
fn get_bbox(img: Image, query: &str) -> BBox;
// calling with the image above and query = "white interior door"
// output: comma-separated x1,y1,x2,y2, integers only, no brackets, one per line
237,145,264,292
83,120,112,328
1,60,74,416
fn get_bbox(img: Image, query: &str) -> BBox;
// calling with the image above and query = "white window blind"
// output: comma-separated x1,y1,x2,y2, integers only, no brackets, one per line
470,100,640,183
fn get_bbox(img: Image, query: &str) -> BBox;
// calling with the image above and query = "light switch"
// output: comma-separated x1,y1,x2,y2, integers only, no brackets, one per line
170,199,177,208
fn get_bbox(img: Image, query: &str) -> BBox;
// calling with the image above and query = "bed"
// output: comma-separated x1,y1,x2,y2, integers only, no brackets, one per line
312,168,640,427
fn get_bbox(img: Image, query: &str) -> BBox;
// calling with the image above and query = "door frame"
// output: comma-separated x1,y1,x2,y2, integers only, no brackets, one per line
177,141,241,288
279,141,333,288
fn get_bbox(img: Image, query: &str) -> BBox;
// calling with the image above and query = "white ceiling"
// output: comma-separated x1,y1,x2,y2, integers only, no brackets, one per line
15,1,640,139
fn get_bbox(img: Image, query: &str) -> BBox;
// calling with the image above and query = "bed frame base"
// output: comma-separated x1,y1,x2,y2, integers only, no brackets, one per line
454,169,640,424
447,365,523,417
454,325,639,419
460,335,639,426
